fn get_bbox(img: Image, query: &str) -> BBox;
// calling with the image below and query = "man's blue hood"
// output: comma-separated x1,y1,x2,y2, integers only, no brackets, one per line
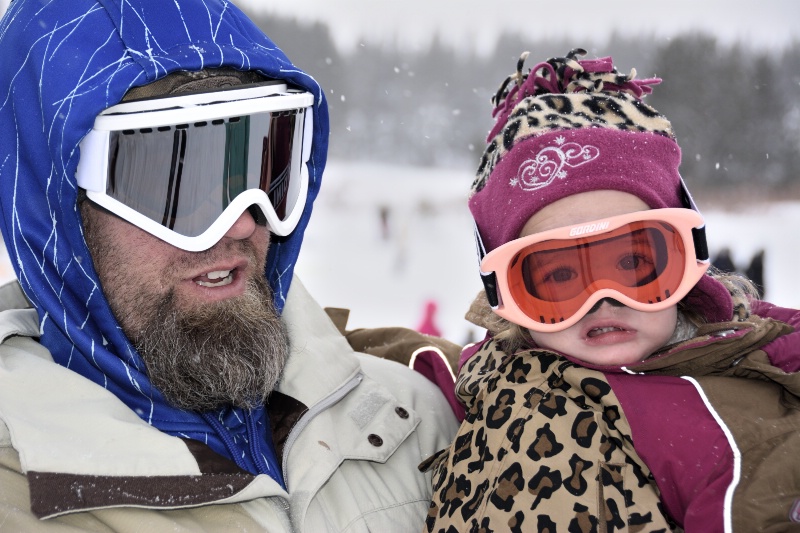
0,0,329,480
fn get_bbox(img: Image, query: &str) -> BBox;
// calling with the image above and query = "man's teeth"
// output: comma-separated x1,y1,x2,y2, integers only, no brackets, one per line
196,270,233,287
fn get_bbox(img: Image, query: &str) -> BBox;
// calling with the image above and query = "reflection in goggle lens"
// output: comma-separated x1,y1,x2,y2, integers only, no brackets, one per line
521,227,670,302
107,109,300,238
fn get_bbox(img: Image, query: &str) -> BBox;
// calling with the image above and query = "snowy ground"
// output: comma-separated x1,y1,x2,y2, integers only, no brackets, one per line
294,161,484,346
1,160,798,344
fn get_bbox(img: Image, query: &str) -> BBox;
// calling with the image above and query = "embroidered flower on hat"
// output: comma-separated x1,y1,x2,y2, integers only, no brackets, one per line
513,135,600,191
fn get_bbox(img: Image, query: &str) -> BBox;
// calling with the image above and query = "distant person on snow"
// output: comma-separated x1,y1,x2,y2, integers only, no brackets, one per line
422,49,800,532
713,247,766,298
417,300,443,337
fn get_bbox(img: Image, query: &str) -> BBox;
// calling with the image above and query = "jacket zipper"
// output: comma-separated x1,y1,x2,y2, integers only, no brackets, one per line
280,372,364,487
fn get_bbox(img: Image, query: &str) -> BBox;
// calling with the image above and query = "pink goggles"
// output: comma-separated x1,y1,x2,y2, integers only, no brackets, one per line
478,208,710,332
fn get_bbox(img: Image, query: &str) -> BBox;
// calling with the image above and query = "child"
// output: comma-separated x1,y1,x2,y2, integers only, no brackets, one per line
422,49,800,532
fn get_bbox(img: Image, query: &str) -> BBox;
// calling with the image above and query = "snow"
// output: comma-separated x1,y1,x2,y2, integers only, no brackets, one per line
1,160,798,344
703,203,800,309
295,161,483,345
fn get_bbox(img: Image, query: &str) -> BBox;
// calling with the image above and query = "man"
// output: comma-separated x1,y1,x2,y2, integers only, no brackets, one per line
0,0,458,530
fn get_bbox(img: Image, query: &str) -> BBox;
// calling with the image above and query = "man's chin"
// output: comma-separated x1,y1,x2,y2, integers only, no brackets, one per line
135,276,290,412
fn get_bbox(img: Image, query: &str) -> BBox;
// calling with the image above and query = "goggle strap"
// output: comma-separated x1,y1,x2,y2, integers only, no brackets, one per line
692,225,710,262
482,271,500,309
474,222,500,308
679,174,710,263
680,175,701,212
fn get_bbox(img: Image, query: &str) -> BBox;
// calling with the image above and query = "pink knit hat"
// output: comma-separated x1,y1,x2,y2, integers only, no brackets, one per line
470,49,733,323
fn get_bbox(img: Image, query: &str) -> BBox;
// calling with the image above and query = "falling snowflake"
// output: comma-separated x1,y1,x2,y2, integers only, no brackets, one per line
555,135,566,145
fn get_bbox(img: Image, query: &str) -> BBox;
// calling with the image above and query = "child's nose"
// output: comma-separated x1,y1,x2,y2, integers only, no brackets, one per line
587,297,625,314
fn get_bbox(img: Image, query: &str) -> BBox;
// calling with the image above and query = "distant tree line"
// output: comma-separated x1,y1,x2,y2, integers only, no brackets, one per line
248,9,800,193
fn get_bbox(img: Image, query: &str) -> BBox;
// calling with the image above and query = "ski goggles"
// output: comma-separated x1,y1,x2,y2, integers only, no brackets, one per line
478,208,710,332
76,81,314,251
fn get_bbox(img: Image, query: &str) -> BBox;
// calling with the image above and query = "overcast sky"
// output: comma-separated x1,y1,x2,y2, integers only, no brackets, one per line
241,0,799,54
1,0,797,54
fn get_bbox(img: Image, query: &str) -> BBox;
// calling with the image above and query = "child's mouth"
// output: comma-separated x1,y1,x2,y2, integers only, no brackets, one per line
587,326,624,338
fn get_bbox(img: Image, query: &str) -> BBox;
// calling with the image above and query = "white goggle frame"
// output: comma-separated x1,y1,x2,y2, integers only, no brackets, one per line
76,81,314,251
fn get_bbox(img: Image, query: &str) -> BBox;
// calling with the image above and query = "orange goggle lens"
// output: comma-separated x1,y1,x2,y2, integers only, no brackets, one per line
507,220,687,326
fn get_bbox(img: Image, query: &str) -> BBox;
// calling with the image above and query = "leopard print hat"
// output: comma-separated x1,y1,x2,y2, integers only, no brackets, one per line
470,48,685,252
470,48,734,323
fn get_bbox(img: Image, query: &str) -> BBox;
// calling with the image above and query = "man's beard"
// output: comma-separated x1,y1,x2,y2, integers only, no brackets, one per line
131,274,289,411
83,203,289,412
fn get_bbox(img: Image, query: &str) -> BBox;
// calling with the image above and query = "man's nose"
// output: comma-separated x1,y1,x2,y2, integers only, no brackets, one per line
222,208,258,241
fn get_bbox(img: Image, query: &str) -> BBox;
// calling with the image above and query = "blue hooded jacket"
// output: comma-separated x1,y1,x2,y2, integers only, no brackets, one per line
0,0,329,484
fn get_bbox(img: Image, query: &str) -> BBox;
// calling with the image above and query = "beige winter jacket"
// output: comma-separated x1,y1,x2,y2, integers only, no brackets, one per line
0,278,459,532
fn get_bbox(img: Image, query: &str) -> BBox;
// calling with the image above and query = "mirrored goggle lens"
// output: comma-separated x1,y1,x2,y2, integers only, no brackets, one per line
106,108,305,237
508,221,687,325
